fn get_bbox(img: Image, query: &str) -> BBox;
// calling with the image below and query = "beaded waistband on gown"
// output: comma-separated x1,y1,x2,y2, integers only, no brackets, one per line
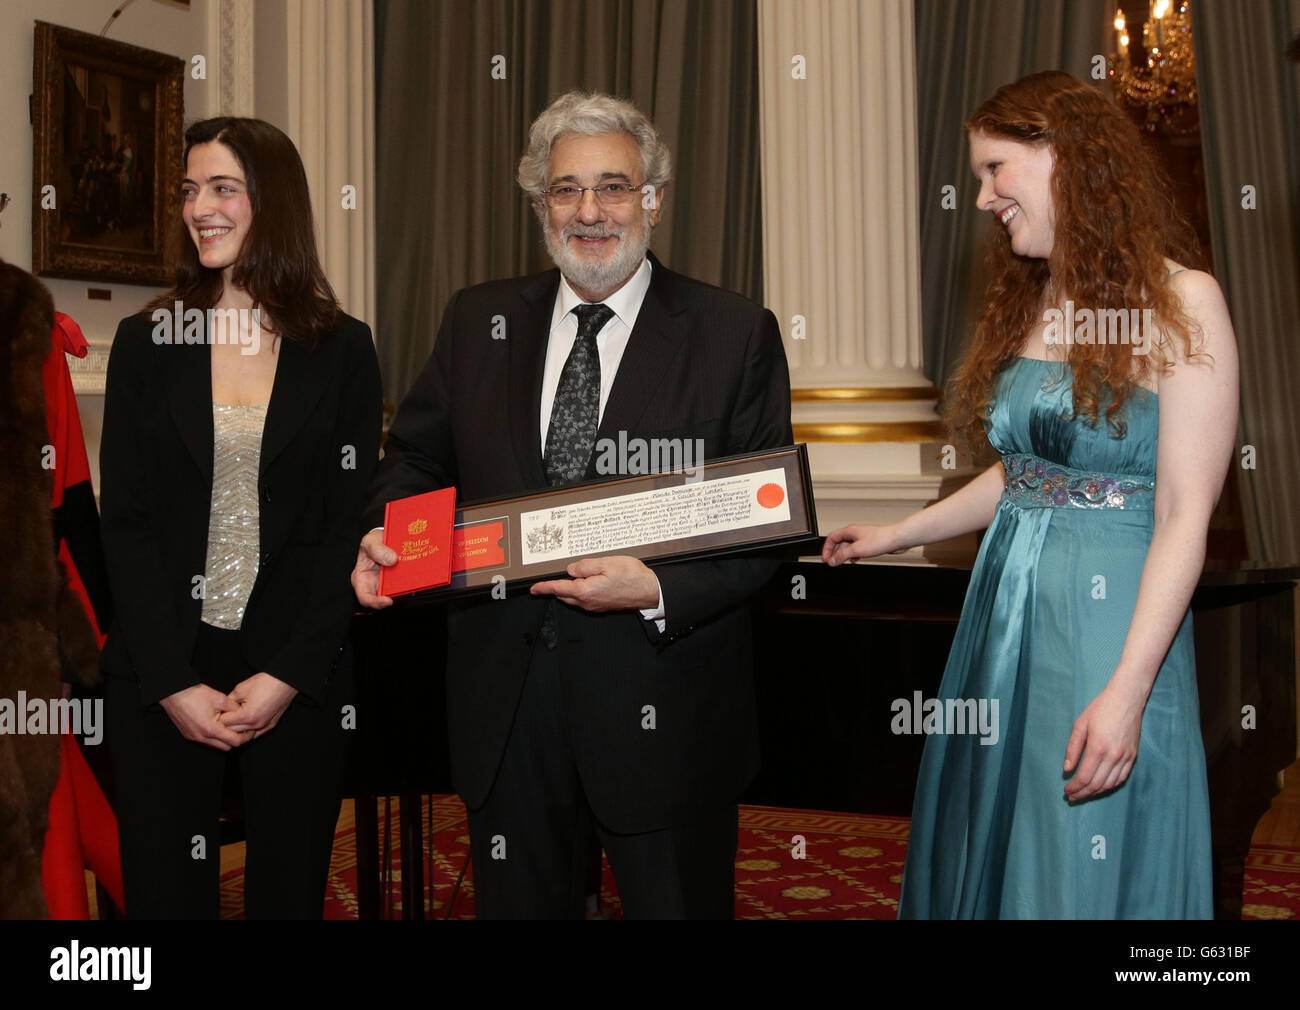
1001,451,1155,511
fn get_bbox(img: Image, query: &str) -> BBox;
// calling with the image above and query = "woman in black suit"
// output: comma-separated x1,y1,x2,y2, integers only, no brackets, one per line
100,117,381,918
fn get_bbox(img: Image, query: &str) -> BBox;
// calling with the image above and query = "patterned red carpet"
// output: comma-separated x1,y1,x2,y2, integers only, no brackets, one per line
218,794,1300,920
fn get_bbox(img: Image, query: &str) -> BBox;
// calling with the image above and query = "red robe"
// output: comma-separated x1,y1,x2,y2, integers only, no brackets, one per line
40,312,124,919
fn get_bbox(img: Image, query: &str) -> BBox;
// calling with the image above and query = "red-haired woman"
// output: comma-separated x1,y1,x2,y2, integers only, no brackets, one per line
100,118,382,918
824,72,1237,918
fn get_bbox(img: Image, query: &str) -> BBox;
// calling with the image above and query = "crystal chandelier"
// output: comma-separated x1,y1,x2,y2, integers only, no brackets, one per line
1108,1,1199,137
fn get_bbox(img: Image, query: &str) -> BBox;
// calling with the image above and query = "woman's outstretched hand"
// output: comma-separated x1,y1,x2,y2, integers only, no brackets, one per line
822,524,905,566
1062,681,1146,802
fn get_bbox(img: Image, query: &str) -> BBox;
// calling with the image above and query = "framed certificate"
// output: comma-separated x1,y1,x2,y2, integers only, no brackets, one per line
403,444,818,602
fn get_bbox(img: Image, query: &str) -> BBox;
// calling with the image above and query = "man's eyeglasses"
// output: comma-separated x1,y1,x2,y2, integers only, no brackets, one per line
544,182,645,209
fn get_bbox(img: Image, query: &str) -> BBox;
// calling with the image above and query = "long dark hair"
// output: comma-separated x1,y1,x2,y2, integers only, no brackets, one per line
147,117,339,345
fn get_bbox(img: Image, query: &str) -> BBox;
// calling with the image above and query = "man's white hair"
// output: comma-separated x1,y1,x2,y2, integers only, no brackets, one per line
517,90,672,210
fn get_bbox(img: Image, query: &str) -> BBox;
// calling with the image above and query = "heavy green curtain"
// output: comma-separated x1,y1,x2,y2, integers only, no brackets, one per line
374,0,763,402
913,0,1111,389
1194,0,1300,563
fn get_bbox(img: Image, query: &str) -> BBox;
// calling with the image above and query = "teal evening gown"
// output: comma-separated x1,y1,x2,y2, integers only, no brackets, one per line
898,357,1213,919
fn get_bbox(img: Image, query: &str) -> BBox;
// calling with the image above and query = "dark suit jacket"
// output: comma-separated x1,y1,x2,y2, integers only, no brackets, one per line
99,310,383,708
364,254,792,833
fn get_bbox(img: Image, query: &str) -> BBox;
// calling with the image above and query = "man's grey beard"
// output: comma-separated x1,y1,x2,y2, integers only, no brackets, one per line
543,213,653,298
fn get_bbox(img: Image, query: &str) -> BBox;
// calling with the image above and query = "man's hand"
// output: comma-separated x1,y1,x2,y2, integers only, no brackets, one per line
159,683,247,751
219,672,299,741
352,528,396,609
531,556,660,612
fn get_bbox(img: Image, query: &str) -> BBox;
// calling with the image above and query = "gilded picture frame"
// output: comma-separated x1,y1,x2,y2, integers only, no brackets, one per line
32,20,185,285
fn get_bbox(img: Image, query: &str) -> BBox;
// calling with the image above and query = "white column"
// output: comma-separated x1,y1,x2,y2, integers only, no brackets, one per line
758,0,955,545
282,0,376,327
211,0,256,117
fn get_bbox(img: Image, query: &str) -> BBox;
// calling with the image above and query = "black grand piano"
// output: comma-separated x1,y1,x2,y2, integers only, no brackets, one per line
347,555,1300,920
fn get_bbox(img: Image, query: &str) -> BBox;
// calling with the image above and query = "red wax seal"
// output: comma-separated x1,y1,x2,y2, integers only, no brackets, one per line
756,482,784,509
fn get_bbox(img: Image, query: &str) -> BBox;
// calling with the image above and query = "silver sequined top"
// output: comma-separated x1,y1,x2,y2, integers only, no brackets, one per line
200,403,268,629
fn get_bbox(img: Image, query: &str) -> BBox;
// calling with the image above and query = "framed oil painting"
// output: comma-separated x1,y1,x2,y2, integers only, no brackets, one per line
32,21,184,285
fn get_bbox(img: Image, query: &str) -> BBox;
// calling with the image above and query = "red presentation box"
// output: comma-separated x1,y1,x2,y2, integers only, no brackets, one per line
378,487,456,597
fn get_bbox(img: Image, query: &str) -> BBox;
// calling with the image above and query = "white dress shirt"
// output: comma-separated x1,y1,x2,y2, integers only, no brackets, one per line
540,257,665,628
538,257,652,451
374,258,665,627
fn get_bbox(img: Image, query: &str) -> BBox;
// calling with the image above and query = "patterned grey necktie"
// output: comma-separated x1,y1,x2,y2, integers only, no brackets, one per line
543,302,614,486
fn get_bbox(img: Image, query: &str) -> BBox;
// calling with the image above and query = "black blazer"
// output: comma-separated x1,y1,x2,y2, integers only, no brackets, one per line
363,254,792,832
99,310,382,708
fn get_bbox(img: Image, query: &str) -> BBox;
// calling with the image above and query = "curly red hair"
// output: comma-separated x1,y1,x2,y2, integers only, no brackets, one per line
945,71,1204,457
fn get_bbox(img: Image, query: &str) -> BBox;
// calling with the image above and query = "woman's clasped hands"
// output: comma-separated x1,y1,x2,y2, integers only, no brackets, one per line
159,673,299,751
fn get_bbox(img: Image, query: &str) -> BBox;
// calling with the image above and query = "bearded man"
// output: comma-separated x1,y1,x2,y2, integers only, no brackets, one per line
354,91,791,918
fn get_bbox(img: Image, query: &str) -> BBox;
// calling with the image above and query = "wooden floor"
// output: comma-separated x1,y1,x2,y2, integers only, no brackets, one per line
213,756,1300,881
1253,757,1300,847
